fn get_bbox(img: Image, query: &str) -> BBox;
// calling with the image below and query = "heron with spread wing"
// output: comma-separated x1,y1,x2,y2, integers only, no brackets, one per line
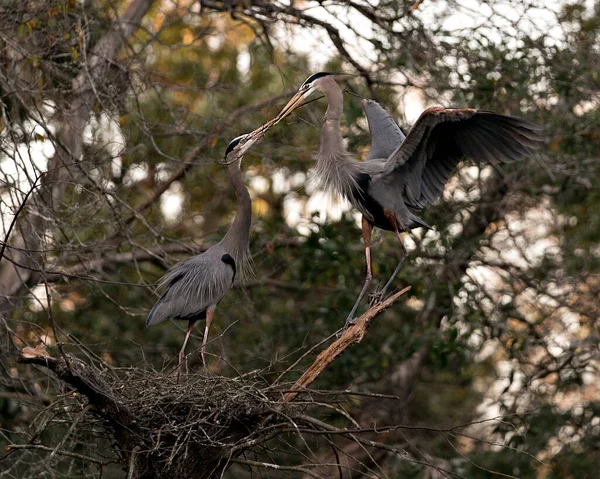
259,72,543,327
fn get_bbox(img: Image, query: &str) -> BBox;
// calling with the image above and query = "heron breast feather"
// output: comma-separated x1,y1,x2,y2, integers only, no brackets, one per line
353,173,395,232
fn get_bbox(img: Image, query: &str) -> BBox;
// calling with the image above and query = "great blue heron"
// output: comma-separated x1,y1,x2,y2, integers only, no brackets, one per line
146,131,262,376
261,72,543,327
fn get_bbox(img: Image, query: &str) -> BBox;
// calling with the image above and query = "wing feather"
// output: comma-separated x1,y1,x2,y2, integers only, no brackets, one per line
477,114,543,143
476,124,532,159
460,128,504,164
382,108,543,209
146,248,234,327
363,99,406,161
421,180,437,205
473,127,526,163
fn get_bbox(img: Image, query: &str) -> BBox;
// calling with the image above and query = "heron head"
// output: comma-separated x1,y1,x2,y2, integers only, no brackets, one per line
272,72,353,124
299,71,337,91
224,133,254,162
228,72,353,153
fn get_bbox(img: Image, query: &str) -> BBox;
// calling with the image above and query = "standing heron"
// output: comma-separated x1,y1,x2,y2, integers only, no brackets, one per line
146,130,263,375
261,72,543,327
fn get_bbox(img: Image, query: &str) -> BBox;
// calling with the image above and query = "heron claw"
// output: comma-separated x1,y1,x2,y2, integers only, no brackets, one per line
368,290,384,306
337,316,358,337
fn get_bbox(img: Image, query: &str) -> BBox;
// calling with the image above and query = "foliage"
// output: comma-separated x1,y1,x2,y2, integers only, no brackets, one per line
1,0,599,477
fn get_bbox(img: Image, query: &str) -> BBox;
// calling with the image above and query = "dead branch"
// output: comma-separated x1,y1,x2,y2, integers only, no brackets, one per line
16,343,141,459
283,286,411,402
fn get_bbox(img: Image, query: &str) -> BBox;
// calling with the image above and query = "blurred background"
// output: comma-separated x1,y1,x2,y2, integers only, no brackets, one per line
0,0,598,477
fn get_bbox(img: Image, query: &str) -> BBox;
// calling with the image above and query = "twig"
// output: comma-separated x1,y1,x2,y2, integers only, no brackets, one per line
127,446,141,479
229,457,321,478
0,176,40,262
274,331,339,384
0,392,54,403
283,287,410,402
4,444,113,465
49,405,90,460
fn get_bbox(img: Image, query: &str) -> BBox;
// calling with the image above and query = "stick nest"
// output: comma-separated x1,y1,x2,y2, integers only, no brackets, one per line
106,368,291,465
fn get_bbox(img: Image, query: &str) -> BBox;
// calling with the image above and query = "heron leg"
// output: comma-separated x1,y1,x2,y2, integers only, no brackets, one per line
344,217,374,329
177,320,196,383
369,213,408,306
201,307,215,369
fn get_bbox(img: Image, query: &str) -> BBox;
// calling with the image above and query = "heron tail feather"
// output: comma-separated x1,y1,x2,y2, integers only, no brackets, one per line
410,215,432,230
146,292,169,327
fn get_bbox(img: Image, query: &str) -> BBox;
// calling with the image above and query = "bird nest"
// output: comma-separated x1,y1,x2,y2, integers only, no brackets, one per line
107,367,292,468
13,291,412,477
16,344,302,477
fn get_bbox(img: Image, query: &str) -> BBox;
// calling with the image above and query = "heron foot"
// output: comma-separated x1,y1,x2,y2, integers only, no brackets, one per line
336,316,358,337
368,290,384,306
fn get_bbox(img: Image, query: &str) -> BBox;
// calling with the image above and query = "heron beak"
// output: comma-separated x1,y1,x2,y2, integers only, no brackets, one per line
240,87,315,146
273,73,354,122
273,86,316,122
244,117,279,145
236,136,256,157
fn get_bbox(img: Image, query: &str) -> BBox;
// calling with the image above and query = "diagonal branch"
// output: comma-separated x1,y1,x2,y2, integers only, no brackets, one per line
283,286,411,402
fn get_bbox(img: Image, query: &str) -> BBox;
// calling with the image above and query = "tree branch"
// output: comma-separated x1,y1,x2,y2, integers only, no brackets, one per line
0,0,157,337
283,286,411,402
200,1,375,89
16,343,140,458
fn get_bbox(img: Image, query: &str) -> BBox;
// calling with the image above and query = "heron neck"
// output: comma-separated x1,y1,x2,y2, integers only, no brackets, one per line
321,78,344,125
220,159,251,269
315,78,361,198
319,78,346,159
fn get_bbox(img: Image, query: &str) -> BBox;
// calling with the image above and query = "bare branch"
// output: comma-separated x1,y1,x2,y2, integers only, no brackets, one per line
0,0,157,332
284,286,411,402
3,444,114,466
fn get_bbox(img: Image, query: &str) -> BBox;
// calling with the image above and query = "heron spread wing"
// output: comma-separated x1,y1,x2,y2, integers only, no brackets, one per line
380,107,543,209
362,99,406,161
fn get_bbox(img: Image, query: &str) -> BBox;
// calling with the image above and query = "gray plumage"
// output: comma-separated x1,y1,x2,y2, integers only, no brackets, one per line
146,134,252,371
309,76,543,232
265,72,543,325
145,247,236,328
363,99,405,162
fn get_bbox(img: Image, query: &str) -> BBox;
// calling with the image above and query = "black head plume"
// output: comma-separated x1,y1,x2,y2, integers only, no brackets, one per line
224,134,247,159
300,72,337,88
